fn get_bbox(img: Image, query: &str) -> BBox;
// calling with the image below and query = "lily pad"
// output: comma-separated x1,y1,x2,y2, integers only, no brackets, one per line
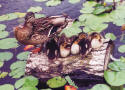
68,0,80,4
118,45,125,53
90,84,111,90
0,84,14,90
14,12,26,18
9,61,26,78
0,61,4,68
0,24,6,31
0,72,8,78
35,14,45,18
108,61,125,71
47,76,67,88
0,31,9,39
7,13,18,20
27,6,42,13
15,76,38,89
17,51,30,60
46,0,61,7
0,38,19,49
60,21,82,37
104,71,125,86
105,33,116,40
18,87,38,90
0,52,13,61
0,15,9,21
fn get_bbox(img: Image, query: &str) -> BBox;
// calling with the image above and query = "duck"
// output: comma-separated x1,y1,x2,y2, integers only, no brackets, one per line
71,33,88,55
89,32,104,50
14,12,73,46
58,34,75,58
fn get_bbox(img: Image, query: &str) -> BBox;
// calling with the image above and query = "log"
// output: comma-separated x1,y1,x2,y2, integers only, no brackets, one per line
25,39,114,80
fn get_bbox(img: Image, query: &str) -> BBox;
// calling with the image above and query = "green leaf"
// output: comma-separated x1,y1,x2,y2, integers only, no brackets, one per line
35,14,45,18
17,51,30,60
80,1,97,14
27,6,42,13
0,52,13,61
105,0,120,2
0,38,19,49
89,84,111,90
0,24,6,31
0,15,9,21
118,45,125,53
6,13,18,20
0,84,14,90
105,33,116,40
65,76,78,88
104,71,125,86
0,72,8,78
93,6,106,15
60,21,82,37
108,61,125,71
0,61,4,68
46,0,61,7
18,87,38,90
15,76,38,89
34,0,47,2
9,61,26,78
120,56,125,62
47,76,67,88
0,31,9,39
68,0,80,4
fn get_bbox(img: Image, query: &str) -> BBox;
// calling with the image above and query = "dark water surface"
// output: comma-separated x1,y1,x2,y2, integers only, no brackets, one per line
0,0,125,90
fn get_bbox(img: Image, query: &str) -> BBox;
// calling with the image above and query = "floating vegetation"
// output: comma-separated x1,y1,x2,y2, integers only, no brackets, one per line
27,6,42,13
46,0,62,7
118,45,125,53
9,61,26,78
0,24,6,31
17,51,30,60
0,31,9,39
0,72,8,78
0,84,14,90
14,76,38,90
68,0,81,4
0,62,4,68
0,52,13,61
0,38,19,49
105,33,116,41
90,84,111,90
47,76,67,88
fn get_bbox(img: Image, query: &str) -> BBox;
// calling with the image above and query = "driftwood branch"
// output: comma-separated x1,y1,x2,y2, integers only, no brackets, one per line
25,40,114,80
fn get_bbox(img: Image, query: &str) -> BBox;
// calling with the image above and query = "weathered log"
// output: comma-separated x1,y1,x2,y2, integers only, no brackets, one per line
25,39,114,80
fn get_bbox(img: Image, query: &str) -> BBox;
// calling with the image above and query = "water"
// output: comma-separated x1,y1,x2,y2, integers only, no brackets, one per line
0,0,125,90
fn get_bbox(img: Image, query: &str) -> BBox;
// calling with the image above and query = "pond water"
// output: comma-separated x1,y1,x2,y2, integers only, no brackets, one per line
0,0,125,90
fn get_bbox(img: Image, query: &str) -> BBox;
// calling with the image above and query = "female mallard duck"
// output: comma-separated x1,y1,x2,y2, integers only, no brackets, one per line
14,12,73,46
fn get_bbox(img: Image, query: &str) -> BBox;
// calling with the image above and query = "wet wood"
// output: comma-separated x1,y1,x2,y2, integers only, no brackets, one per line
25,40,114,80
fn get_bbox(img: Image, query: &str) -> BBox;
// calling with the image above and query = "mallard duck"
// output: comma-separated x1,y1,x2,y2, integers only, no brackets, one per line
58,34,76,58
14,12,73,46
89,32,104,50
71,33,88,55
45,38,59,59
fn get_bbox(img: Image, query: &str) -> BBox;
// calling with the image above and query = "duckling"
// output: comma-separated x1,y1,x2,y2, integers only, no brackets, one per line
45,38,59,59
58,34,74,58
89,32,104,50
71,33,90,56
60,42,71,58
